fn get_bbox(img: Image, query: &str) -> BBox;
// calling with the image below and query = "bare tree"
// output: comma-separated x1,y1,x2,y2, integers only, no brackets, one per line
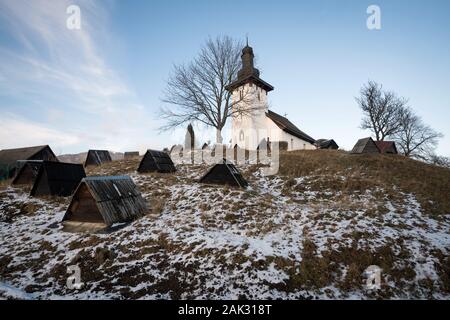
393,107,443,158
428,154,450,169
356,81,407,141
160,36,263,143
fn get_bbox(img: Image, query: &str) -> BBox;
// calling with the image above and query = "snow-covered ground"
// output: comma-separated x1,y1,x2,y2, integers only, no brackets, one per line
0,163,449,299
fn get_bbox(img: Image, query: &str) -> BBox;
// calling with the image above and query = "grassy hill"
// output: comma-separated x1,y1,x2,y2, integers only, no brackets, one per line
280,150,450,217
0,150,449,299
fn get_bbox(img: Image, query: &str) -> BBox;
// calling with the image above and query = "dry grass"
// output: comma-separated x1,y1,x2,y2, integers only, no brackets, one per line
85,157,142,176
277,237,417,298
150,197,166,216
0,179,12,189
1,151,449,299
279,150,450,216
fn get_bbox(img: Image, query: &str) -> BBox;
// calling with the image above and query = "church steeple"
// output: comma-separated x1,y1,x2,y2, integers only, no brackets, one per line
226,40,274,92
237,41,260,80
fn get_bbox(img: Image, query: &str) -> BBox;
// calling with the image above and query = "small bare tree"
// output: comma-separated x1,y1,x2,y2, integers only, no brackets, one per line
393,107,443,158
356,81,407,141
428,154,450,169
160,36,264,143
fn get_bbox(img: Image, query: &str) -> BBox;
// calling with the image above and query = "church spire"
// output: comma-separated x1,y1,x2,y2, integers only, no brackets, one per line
225,41,274,93
238,39,260,80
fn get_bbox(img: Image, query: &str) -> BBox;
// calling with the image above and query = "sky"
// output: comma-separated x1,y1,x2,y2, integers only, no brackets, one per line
0,0,449,156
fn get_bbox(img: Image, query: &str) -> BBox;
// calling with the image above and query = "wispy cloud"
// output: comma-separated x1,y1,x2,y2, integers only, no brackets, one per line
0,113,80,152
0,0,158,153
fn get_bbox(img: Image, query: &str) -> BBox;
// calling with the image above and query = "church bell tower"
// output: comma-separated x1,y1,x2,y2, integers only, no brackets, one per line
225,41,274,150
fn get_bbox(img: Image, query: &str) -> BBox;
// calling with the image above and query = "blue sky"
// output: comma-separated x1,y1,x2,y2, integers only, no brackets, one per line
0,0,449,156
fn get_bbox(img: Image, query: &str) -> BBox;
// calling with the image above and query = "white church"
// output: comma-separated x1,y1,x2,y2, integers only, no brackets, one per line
225,43,317,151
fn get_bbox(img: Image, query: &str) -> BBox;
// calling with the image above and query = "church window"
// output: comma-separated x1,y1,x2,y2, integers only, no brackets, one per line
291,138,294,150
239,130,244,141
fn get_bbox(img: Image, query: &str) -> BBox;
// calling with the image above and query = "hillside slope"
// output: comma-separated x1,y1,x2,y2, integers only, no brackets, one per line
0,151,449,299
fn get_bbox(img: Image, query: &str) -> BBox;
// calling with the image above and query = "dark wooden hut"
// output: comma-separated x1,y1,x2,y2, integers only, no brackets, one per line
62,176,148,227
84,150,112,167
137,149,176,173
124,151,140,159
0,145,58,181
30,161,86,197
374,141,398,154
315,139,339,150
199,159,248,188
11,160,44,185
351,137,381,154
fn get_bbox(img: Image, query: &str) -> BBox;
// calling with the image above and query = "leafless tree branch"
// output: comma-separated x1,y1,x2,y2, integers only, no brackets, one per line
356,81,407,141
159,36,265,143
393,107,443,158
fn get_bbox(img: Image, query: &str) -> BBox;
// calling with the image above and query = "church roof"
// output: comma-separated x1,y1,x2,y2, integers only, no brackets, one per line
226,74,274,92
266,110,316,144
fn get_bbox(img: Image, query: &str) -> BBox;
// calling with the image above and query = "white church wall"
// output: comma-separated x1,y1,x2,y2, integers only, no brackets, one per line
231,83,317,151
265,116,282,143
231,83,270,150
279,130,316,151
265,118,316,151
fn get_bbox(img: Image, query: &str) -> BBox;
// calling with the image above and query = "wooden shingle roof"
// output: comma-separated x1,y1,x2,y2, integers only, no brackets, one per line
137,149,176,173
0,145,55,167
124,151,139,158
374,141,398,154
12,160,44,185
315,139,339,150
200,159,248,188
84,150,112,167
266,110,316,144
226,74,274,92
351,137,381,154
30,161,86,197
63,176,147,226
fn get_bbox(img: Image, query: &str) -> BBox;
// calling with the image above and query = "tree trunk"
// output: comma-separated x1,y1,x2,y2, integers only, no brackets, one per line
215,128,223,144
